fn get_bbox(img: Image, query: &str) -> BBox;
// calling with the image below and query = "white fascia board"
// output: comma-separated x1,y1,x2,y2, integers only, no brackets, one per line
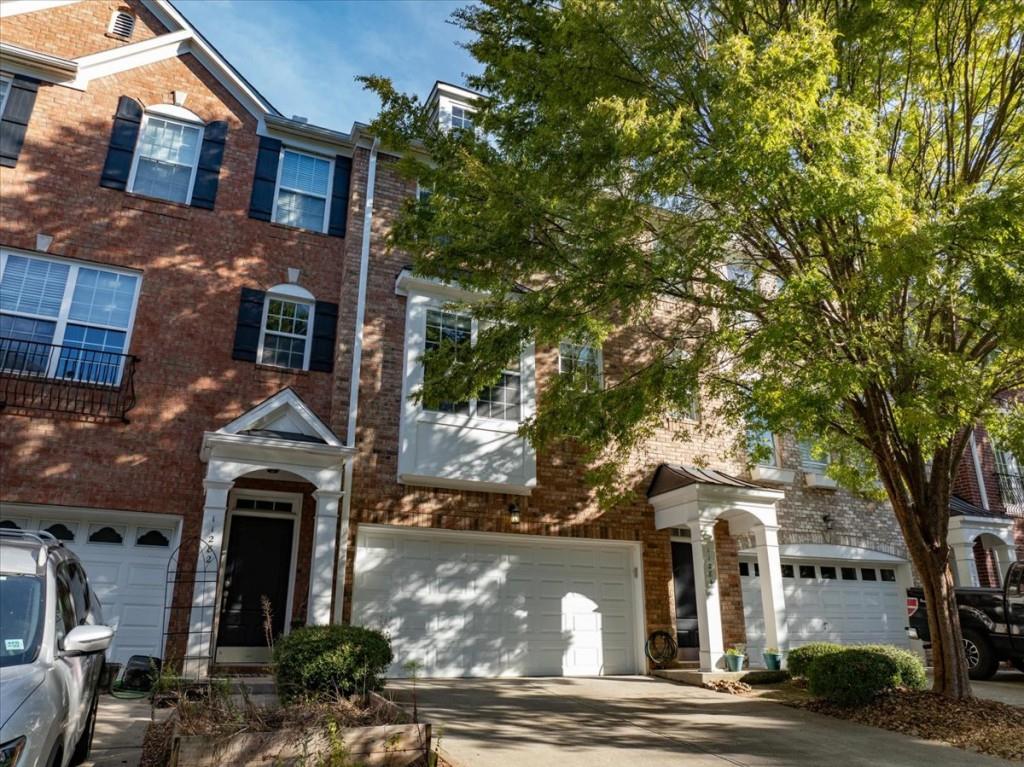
70,30,190,89
0,42,78,83
200,431,355,464
263,113,355,156
426,80,482,107
395,269,485,303
0,0,80,18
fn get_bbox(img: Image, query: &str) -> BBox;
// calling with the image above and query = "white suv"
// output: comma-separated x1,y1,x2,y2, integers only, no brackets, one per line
0,530,114,767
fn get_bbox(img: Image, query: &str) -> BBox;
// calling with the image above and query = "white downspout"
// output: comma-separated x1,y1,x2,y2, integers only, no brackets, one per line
333,136,380,624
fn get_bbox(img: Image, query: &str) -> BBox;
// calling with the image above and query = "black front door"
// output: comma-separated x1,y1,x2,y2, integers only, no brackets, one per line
217,514,293,649
672,541,700,650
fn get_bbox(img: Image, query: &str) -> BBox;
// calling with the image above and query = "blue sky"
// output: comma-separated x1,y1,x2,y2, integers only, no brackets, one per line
174,0,479,131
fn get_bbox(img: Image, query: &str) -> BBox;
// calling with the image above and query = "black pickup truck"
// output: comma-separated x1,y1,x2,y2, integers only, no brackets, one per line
907,561,1024,679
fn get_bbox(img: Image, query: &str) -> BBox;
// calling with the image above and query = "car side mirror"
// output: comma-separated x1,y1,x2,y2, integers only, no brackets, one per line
62,625,114,656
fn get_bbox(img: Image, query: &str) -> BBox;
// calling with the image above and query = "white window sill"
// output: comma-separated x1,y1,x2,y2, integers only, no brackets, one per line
803,471,838,490
750,466,796,485
418,409,522,434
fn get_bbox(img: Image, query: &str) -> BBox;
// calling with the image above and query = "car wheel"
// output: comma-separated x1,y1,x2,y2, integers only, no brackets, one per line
963,628,998,680
69,693,98,766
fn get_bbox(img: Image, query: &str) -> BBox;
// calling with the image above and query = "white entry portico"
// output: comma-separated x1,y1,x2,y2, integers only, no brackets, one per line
648,465,787,672
184,388,354,675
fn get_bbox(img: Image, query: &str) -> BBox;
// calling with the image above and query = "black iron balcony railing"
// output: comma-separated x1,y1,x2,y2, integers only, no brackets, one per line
995,470,1024,514
0,337,138,421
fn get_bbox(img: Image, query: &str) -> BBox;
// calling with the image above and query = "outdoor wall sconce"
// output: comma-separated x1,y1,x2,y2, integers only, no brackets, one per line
822,513,834,531
508,503,521,525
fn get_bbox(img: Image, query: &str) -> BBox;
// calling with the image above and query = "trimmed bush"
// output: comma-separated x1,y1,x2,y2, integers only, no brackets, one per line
807,648,901,706
786,642,842,678
740,670,791,685
273,625,393,703
856,644,927,690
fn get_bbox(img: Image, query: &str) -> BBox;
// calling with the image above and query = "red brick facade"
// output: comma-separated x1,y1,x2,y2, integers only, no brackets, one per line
2,0,1020,675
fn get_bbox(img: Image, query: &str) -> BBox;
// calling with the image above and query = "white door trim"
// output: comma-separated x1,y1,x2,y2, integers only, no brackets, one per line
214,489,302,664
356,523,647,676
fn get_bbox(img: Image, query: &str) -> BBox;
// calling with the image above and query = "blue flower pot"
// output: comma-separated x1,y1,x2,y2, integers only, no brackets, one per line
724,654,745,672
763,652,782,671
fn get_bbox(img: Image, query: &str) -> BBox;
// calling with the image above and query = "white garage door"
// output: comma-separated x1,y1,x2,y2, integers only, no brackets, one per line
352,525,642,678
0,511,179,664
741,558,909,659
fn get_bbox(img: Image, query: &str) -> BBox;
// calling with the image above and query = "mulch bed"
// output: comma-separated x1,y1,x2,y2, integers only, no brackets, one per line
792,690,1024,762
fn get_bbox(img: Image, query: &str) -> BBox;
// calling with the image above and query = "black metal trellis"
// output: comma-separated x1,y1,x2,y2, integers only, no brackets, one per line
163,536,219,681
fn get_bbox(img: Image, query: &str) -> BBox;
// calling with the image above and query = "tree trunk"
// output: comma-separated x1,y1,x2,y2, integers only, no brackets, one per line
911,537,973,698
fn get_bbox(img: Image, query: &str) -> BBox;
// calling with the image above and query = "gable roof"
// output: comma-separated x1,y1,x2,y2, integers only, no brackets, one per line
0,0,278,119
217,387,342,447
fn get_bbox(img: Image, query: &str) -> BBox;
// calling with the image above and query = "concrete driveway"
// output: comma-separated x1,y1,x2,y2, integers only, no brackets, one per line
389,676,1013,767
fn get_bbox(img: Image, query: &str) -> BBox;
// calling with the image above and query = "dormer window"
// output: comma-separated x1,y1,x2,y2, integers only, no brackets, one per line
450,104,475,132
128,113,203,204
108,10,136,39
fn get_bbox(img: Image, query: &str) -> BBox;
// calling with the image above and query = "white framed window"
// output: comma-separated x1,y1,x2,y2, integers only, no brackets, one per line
0,75,11,118
0,250,141,384
748,428,779,467
272,148,333,233
128,113,203,204
450,104,475,131
422,307,523,422
799,439,830,473
558,341,603,390
994,443,1023,510
258,294,314,370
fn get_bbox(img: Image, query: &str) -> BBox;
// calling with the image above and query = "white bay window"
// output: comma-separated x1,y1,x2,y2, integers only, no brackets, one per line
0,251,140,384
396,270,536,494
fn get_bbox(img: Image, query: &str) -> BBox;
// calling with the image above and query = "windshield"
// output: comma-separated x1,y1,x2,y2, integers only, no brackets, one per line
0,574,44,667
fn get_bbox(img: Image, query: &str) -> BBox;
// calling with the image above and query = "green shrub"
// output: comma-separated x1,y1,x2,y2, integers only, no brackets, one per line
786,642,842,677
855,645,927,690
740,670,791,685
273,625,393,703
807,648,901,706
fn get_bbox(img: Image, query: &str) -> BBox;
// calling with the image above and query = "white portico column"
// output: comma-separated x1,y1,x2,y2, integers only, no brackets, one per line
950,540,980,587
753,524,788,658
689,520,726,671
184,478,233,678
308,489,343,625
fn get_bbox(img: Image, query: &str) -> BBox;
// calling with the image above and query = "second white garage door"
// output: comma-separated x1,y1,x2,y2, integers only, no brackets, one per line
741,555,910,659
351,525,643,678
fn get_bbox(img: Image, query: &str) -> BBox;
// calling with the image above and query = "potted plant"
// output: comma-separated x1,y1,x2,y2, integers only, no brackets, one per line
724,645,746,672
762,647,783,671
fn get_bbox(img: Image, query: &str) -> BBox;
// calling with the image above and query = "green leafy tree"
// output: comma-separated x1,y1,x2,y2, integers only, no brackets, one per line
362,0,1024,699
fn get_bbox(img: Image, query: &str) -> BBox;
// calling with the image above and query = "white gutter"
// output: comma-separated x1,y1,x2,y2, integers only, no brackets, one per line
333,136,380,624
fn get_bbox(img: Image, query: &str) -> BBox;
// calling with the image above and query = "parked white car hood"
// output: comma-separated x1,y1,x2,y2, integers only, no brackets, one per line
0,664,45,728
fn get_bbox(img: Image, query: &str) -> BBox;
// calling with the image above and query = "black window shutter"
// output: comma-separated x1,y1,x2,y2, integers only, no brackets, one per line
309,301,339,372
190,119,228,210
232,287,266,362
327,155,352,237
0,76,40,168
100,96,143,190
248,136,282,221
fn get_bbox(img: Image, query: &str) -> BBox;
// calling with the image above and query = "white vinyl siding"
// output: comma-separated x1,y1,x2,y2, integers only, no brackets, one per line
128,115,203,204
0,251,140,384
258,295,313,370
273,149,332,233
